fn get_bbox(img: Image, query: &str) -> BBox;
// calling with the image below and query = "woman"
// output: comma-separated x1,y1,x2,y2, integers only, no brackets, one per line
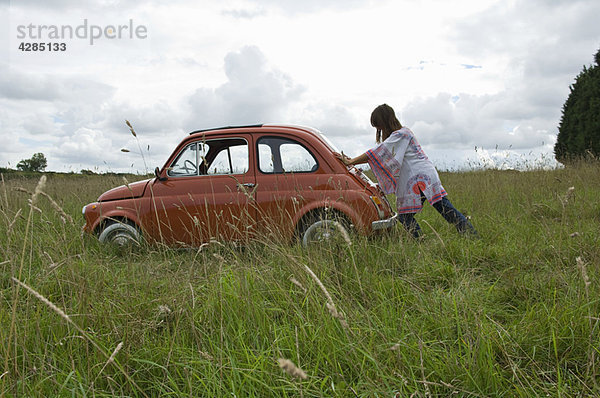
337,104,477,238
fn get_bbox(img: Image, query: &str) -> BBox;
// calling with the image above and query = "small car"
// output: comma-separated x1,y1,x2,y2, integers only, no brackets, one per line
82,124,397,246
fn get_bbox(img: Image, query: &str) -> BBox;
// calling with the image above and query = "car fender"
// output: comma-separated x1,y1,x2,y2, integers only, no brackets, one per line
91,206,143,234
292,198,366,233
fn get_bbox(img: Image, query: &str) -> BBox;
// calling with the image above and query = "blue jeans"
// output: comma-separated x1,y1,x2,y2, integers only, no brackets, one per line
397,195,477,238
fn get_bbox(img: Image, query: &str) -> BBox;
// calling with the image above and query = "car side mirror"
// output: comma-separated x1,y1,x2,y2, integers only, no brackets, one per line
155,166,167,181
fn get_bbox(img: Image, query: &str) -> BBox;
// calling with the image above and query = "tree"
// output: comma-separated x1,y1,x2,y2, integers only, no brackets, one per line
17,153,48,172
554,47,600,162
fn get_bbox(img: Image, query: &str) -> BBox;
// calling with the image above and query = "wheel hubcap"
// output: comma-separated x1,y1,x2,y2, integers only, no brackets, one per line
303,220,351,246
112,232,136,246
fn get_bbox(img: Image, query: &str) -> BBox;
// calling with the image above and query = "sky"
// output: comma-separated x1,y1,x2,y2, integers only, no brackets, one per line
1,0,599,173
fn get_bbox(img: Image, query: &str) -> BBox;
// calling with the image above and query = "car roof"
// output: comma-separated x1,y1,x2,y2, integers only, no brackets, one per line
187,124,333,149
189,124,319,135
189,124,264,134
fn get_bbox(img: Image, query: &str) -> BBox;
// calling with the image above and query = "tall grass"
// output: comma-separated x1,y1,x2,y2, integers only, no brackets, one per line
0,159,599,397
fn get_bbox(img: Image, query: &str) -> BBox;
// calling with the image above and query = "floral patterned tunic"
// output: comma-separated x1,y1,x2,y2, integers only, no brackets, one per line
366,127,447,214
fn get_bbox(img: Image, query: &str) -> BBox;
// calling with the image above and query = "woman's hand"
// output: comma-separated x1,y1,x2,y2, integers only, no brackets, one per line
334,152,369,166
334,152,352,166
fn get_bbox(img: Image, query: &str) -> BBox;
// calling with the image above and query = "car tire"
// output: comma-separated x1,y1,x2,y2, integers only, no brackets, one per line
300,212,352,247
98,221,141,246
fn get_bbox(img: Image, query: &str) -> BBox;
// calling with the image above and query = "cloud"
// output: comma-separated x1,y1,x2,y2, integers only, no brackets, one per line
53,127,115,165
12,0,150,11
3,0,596,173
186,46,305,129
100,102,187,170
1,43,311,172
0,65,115,103
450,0,600,74
104,101,182,137
402,91,558,150
240,0,368,15
221,7,267,19
416,0,600,152
14,0,369,15
0,66,61,101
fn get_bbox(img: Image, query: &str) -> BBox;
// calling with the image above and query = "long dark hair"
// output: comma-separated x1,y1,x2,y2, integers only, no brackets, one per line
370,104,403,143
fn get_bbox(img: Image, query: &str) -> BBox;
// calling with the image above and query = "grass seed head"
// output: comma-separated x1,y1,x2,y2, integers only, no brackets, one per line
32,175,47,205
157,304,172,317
326,302,349,330
561,186,575,206
107,342,123,364
334,221,352,246
198,350,214,361
278,358,307,380
14,187,31,194
125,120,137,137
290,277,307,293
27,200,43,214
39,191,74,224
576,256,591,288
12,277,71,323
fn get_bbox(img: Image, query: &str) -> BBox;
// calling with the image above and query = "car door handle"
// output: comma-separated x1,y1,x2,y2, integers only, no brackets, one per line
238,183,255,188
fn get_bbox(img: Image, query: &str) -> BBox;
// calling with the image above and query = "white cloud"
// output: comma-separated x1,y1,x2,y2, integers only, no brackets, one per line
185,45,305,129
402,92,557,150
54,127,114,164
1,0,598,172
238,0,368,15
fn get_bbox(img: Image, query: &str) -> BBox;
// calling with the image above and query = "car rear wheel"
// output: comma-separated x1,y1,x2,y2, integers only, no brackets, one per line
300,212,352,247
98,221,141,246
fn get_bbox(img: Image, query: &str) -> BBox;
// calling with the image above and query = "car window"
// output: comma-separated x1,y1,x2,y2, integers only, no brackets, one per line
168,138,249,177
207,143,248,175
168,143,198,176
258,143,275,173
280,143,317,172
258,137,317,174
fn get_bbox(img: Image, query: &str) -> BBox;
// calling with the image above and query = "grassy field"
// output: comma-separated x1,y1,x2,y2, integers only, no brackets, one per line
1,162,599,397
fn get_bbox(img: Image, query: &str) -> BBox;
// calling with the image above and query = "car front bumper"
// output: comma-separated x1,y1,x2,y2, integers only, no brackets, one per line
371,213,398,231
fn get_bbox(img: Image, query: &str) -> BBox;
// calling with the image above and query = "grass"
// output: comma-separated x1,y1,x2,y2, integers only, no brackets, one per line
0,161,599,397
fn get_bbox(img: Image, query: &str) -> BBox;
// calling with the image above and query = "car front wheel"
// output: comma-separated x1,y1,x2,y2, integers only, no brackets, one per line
300,213,352,247
98,221,141,246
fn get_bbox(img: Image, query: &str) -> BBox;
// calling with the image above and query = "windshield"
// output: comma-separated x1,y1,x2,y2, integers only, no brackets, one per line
316,130,340,153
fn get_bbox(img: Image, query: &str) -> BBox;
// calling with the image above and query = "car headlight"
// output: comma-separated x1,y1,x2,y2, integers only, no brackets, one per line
370,195,385,219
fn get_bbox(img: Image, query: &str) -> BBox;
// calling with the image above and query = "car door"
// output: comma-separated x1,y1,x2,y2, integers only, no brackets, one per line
147,135,256,246
253,135,323,240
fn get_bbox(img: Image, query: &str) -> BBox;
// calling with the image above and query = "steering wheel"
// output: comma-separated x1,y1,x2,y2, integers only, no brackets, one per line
182,159,197,174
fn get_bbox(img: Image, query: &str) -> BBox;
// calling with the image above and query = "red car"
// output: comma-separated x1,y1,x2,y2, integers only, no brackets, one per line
82,124,397,246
